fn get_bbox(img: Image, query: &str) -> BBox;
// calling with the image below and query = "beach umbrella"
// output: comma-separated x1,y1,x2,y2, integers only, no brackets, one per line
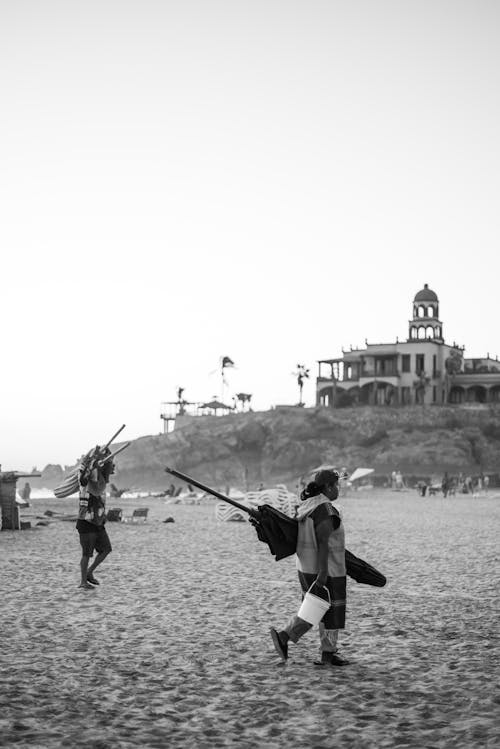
345,550,386,587
249,504,298,561
165,467,387,585
349,467,374,483
54,471,81,499
256,514,385,584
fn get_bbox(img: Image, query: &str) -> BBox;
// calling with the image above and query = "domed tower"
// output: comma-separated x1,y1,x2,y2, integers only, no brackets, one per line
408,284,443,341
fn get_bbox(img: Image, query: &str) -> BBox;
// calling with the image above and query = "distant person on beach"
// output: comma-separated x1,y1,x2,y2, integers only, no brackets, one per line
21,482,31,502
76,448,114,590
270,468,349,667
417,480,427,497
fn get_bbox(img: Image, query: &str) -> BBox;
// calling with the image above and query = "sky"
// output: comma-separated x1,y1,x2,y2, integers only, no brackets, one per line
0,0,499,470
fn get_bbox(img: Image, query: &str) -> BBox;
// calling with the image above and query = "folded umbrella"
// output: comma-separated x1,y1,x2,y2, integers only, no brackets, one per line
253,508,386,585
166,467,386,586
345,549,386,587
249,504,298,561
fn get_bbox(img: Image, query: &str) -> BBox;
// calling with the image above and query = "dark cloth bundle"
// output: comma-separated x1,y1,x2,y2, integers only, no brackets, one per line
249,504,298,561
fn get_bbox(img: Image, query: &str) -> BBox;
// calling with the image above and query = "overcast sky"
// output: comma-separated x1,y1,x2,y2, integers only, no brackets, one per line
1,0,499,470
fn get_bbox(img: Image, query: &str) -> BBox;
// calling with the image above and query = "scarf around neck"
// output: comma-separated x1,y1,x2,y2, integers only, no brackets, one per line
296,494,330,521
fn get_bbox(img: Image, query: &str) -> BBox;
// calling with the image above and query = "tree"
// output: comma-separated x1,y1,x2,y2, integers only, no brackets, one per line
294,364,310,406
175,386,189,415
413,372,431,405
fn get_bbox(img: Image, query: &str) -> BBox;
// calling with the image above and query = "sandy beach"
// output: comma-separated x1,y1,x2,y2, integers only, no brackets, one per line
1,489,499,748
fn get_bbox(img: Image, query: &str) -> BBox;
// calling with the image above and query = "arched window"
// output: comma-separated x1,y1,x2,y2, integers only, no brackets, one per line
410,326,417,339
426,326,434,338
435,326,441,338
466,386,486,404
427,305,434,317
418,305,426,318
418,326,426,339
448,387,465,404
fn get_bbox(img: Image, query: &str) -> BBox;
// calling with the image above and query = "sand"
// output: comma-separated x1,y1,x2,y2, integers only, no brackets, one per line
0,490,499,749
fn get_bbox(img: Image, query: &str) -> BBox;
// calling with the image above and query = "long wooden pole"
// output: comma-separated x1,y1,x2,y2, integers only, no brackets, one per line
104,424,126,450
165,467,257,516
99,442,131,465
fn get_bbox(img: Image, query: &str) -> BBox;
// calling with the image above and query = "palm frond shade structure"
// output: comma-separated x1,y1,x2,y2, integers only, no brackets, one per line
165,467,386,586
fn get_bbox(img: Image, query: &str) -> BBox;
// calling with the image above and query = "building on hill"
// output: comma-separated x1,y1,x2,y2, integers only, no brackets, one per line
316,284,500,407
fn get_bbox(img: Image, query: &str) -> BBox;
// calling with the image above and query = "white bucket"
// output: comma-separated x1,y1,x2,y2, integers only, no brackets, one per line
297,583,331,625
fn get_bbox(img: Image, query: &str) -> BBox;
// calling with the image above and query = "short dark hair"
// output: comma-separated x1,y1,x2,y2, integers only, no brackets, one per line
314,468,340,487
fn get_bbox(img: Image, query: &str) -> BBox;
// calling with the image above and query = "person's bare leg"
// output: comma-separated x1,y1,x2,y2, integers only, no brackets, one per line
79,555,95,589
87,550,110,583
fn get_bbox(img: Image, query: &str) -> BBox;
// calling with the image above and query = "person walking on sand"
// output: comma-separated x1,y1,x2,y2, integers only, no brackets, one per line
270,468,349,667
76,447,114,589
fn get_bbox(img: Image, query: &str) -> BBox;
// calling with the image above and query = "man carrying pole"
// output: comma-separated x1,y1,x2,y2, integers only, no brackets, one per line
76,425,129,589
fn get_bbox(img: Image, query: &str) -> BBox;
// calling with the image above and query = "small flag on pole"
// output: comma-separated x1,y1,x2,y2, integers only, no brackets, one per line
221,356,235,368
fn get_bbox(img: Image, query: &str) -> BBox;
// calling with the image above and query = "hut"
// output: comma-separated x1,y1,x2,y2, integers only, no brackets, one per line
0,471,41,530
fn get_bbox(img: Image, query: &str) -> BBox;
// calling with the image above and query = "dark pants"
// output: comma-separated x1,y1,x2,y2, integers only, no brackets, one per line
78,526,112,557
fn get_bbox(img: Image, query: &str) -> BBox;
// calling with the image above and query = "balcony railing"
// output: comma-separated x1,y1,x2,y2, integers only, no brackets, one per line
319,370,402,382
362,369,400,378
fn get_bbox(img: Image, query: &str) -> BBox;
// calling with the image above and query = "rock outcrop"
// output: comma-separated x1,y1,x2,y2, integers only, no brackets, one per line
32,405,500,492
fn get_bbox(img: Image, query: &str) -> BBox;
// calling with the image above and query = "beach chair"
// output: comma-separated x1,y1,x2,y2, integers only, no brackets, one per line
106,508,123,522
123,507,149,523
215,502,247,522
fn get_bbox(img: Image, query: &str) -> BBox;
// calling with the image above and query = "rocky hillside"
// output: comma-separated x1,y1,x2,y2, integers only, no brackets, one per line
33,405,500,492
